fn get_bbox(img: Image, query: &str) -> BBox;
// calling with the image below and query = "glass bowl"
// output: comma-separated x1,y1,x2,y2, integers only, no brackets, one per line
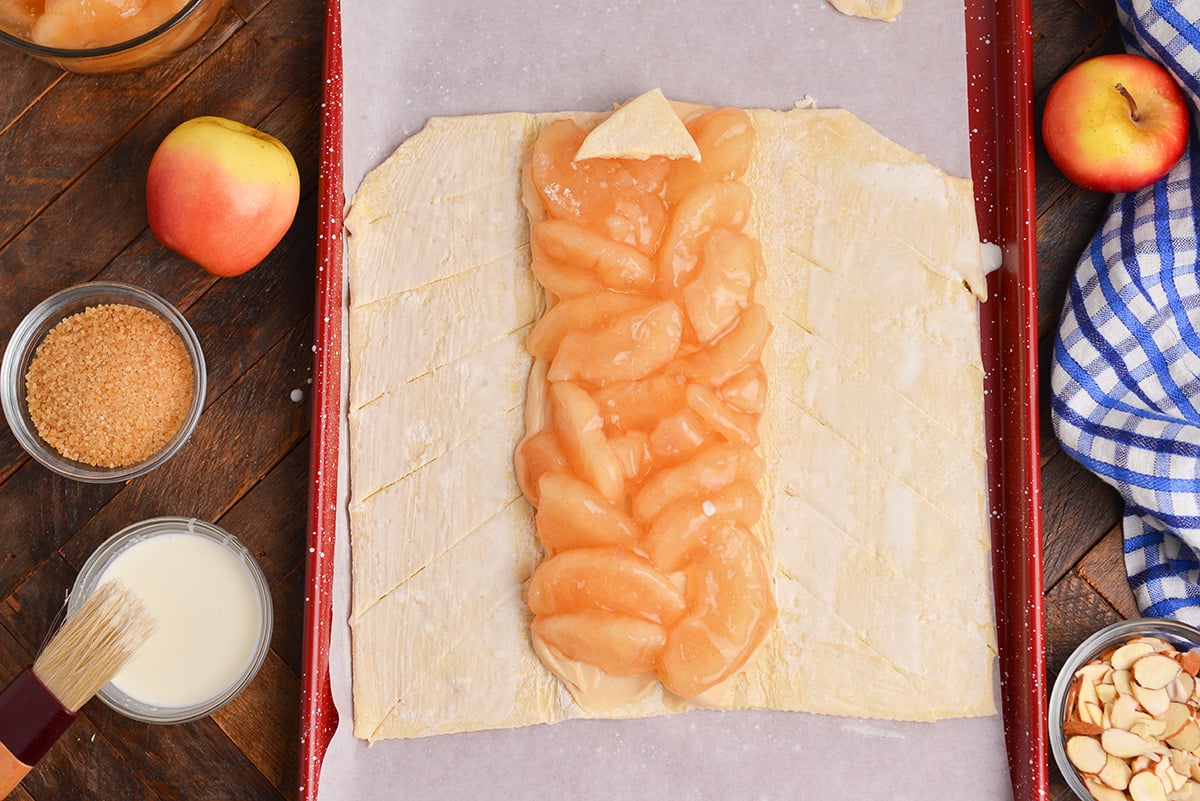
1049,617,1200,801
0,280,206,483
0,0,225,74
67,517,273,724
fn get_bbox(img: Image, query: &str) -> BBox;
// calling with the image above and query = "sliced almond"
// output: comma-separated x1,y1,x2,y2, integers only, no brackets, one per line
1099,753,1133,790
1138,655,1185,691
1065,719,1106,738
1181,651,1200,678
1136,720,1170,740
1084,700,1107,727
1081,676,1101,709
1086,777,1131,801
1117,642,1161,671
1177,780,1200,801
1172,750,1198,778
1137,684,1175,717
1158,756,1188,793
1069,734,1111,774
1106,728,1156,759
1115,669,1135,697
1171,722,1200,752
1135,637,1174,653
1099,683,1119,704
1163,703,1193,740
1115,694,1146,730
1173,674,1197,704
1079,662,1115,684
1131,769,1170,801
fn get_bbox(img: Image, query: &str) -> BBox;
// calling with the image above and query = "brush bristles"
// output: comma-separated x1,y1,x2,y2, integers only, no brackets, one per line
32,581,155,712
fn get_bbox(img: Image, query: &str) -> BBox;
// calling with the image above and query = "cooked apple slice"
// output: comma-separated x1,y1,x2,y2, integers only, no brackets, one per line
527,546,685,625
532,611,666,677
534,471,639,553
548,381,624,501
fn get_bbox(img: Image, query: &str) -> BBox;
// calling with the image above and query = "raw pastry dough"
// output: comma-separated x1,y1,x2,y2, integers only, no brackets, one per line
573,88,701,162
345,100,995,742
829,0,903,22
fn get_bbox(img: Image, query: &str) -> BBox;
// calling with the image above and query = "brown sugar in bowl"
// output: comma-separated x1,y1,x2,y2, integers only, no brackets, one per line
0,282,206,482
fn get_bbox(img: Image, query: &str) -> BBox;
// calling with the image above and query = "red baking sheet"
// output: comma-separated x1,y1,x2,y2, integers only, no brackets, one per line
297,0,1046,797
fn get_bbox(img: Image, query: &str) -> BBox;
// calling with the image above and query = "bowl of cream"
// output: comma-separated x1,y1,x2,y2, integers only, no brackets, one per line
68,517,273,724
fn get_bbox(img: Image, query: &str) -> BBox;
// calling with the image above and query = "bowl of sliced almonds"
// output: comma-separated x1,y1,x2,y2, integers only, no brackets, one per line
1051,618,1200,801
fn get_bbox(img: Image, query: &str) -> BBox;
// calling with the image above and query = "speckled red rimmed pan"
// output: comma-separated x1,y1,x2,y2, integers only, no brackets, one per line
298,0,1045,796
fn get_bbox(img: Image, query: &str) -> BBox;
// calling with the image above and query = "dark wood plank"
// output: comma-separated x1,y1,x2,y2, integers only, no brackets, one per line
1040,448,1123,587
0,61,62,133
0,475,117,600
1032,21,1124,342
0,0,323,505
1030,0,1103,96
268,559,306,678
217,436,311,674
1076,524,1139,619
218,438,311,588
212,649,301,799
71,690,285,801
1045,569,1121,680
0,466,305,801
7,784,36,801
0,551,76,656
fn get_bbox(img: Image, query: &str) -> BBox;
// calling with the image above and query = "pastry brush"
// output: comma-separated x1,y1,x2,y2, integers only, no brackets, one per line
0,580,154,795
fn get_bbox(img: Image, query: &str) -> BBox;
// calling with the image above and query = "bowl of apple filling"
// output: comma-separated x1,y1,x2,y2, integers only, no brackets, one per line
0,0,224,73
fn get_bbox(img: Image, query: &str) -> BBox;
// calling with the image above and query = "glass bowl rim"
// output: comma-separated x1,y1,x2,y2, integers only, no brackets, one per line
0,279,206,483
66,516,274,724
0,0,208,59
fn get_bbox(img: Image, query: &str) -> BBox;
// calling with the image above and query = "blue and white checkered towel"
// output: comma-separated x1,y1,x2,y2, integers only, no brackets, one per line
1052,0,1200,624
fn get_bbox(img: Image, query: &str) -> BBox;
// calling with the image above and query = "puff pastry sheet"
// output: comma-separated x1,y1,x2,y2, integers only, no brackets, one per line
344,105,996,742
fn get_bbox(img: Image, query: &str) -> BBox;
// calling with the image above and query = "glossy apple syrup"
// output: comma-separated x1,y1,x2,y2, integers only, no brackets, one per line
515,108,777,700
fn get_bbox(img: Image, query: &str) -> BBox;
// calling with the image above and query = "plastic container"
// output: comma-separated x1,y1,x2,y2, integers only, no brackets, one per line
68,517,273,724
0,280,206,483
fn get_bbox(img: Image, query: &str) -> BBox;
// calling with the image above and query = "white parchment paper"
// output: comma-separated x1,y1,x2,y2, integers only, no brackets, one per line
321,1,1014,798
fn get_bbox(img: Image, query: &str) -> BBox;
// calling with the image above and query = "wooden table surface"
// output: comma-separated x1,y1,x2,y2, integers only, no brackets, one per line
0,0,322,798
0,0,1143,798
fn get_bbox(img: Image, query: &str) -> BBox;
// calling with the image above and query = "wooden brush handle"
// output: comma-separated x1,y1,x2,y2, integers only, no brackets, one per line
0,739,32,797
0,667,76,796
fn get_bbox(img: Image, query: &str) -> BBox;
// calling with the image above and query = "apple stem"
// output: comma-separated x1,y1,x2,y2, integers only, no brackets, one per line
1115,83,1140,122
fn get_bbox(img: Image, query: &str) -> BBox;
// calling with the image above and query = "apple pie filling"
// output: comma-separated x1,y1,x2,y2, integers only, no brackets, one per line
514,108,777,702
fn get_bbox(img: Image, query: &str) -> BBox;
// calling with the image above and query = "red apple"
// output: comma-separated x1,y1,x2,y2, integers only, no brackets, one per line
1042,53,1190,193
146,116,300,277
